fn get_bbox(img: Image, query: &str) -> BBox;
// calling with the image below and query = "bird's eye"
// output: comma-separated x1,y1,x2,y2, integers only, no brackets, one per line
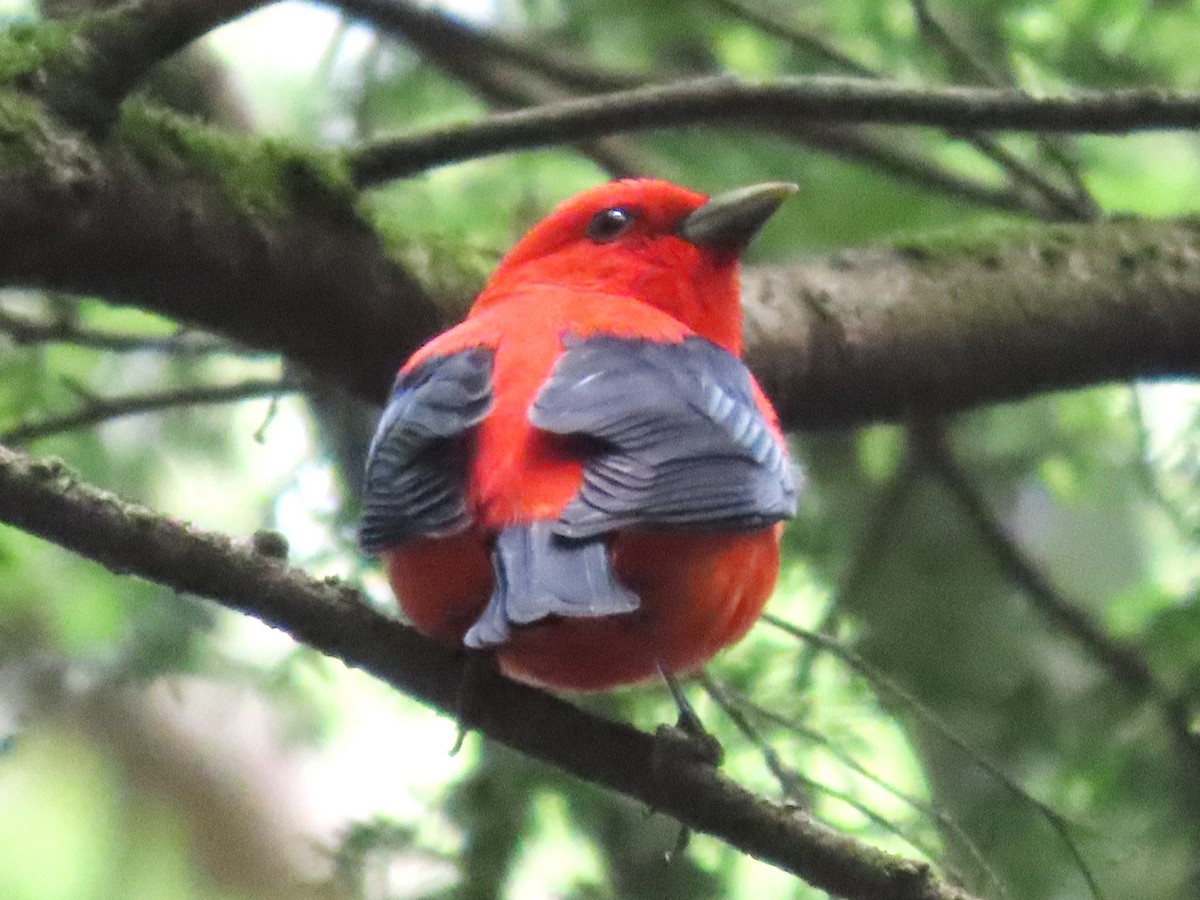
586,207,635,243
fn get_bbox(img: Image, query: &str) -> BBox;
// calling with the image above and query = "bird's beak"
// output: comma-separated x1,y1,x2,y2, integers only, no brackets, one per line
676,182,798,250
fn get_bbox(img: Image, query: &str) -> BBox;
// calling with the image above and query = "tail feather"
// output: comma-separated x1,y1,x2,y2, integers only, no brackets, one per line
463,522,639,649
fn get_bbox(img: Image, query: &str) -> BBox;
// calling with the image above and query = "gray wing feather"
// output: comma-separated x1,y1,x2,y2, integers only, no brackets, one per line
360,348,493,552
529,335,797,538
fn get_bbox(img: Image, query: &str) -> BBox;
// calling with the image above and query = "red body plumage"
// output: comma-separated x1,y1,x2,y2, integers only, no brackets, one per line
365,179,796,691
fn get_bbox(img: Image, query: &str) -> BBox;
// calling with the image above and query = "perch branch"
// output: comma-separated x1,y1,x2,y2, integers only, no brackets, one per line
0,443,978,900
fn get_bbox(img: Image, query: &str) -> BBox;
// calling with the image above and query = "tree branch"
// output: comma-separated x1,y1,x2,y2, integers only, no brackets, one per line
0,377,296,445
0,444,979,900
3,86,1200,433
0,306,242,355
6,114,1200,429
350,75,1200,184
331,0,652,177
330,0,645,94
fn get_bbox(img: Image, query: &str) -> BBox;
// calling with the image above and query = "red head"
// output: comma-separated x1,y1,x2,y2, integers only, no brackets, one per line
471,179,796,356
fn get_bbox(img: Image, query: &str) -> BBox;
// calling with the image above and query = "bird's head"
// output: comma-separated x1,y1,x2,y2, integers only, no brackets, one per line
473,179,796,356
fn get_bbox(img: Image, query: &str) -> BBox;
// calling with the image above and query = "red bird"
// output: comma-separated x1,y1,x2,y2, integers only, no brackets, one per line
361,179,798,692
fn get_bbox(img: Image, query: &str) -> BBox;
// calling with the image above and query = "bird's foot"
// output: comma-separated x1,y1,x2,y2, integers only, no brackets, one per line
656,662,724,767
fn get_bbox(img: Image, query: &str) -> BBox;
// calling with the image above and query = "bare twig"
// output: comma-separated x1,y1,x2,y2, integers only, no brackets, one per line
0,444,980,900
794,125,1041,216
708,0,1072,219
698,674,948,865
1,378,297,445
909,0,1099,221
344,0,1060,215
333,0,650,177
794,461,917,687
707,0,876,77
0,307,242,356
350,75,1200,184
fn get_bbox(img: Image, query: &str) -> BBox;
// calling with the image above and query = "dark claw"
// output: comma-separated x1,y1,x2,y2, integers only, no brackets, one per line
451,648,496,755
657,663,724,767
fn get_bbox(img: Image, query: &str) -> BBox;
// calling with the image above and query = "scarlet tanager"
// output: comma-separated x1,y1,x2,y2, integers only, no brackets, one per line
361,179,799,692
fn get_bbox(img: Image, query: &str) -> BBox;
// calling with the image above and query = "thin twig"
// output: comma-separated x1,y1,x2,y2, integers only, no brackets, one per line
711,677,1009,900
1,378,298,445
794,460,917,688
708,0,1094,219
914,422,1200,792
706,0,876,77
0,307,243,356
916,426,1154,693
332,0,646,93
699,674,949,865
763,614,1106,900
333,0,651,177
909,0,1100,220
349,75,1200,184
794,125,1042,216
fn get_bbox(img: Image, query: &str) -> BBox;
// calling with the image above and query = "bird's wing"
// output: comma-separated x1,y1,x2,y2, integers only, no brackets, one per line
360,348,493,552
530,335,798,538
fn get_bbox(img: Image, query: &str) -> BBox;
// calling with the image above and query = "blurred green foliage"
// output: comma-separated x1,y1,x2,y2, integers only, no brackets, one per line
3,0,1200,898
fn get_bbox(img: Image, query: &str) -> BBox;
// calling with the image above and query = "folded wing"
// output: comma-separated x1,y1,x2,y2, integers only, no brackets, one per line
360,348,493,553
530,335,798,538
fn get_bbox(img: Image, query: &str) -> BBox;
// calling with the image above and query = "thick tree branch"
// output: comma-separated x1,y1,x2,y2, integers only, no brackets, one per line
350,75,1200,184
0,444,978,900
0,141,441,401
4,105,1200,428
740,220,1200,428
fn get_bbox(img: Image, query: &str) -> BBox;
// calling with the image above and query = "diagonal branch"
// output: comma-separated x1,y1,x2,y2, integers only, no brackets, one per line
331,0,651,177
34,0,271,128
330,0,646,93
350,74,1200,184
0,443,979,900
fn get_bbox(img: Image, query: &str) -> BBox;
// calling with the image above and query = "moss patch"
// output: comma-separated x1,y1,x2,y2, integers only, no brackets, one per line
0,89,96,175
0,20,76,86
891,220,1079,267
115,103,358,221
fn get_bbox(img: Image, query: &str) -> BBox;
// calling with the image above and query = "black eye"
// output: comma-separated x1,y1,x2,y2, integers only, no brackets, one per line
586,207,635,243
